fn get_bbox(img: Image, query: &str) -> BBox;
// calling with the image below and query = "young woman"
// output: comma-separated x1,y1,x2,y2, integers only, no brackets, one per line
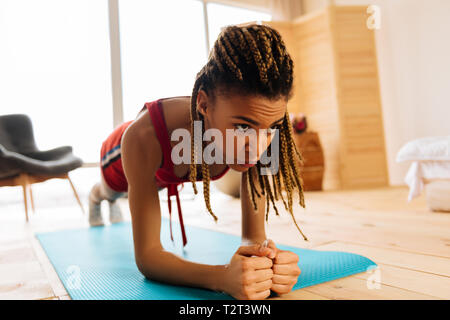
88,24,307,300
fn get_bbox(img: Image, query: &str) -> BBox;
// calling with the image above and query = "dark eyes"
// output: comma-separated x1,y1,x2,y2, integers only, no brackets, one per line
234,124,250,132
233,123,281,133
268,124,281,133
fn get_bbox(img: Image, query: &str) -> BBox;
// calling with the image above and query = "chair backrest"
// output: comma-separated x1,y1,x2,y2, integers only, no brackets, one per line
0,114,38,154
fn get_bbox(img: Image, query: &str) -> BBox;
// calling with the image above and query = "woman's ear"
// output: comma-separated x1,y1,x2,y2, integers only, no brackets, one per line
196,89,209,118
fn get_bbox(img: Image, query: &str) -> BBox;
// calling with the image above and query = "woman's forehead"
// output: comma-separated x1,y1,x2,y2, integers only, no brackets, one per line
216,94,287,121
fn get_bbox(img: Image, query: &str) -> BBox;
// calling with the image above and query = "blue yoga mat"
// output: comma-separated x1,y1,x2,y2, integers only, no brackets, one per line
36,218,376,300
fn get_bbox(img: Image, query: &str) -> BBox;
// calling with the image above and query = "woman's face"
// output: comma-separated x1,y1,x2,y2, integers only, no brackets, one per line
196,90,287,172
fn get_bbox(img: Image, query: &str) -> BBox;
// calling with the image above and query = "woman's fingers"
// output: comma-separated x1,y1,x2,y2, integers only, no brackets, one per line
251,289,272,300
265,239,278,259
272,263,301,276
245,256,273,270
272,274,298,285
258,246,277,259
251,268,274,282
237,244,270,257
273,250,299,264
251,279,273,293
271,265,299,295
271,283,294,294
270,251,301,295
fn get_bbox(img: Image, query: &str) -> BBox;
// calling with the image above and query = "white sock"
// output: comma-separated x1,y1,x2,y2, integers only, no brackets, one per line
88,185,104,227
109,201,123,224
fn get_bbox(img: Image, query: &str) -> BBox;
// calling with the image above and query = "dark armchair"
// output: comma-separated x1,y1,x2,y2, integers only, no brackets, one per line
0,114,84,221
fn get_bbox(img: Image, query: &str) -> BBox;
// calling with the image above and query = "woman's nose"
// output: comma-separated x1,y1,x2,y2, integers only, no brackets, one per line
246,131,272,161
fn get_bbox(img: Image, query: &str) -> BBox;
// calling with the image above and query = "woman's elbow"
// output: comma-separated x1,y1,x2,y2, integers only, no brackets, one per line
135,248,162,279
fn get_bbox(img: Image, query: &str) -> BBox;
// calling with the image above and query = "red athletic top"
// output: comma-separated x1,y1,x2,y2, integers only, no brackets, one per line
100,98,230,247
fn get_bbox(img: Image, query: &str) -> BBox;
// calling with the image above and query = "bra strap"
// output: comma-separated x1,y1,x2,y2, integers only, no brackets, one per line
146,99,173,170
147,99,187,247
167,184,188,247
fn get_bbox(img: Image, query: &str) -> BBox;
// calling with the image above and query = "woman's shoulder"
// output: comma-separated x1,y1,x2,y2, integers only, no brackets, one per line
126,107,155,145
120,96,191,174
121,108,162,174
160,96,192,133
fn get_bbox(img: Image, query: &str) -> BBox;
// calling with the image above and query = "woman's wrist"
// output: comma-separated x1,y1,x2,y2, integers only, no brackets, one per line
211,264,229,294
241,237,267,246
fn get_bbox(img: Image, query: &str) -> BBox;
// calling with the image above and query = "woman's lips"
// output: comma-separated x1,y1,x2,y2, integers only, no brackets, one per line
234,155,257,168
238,163,256,168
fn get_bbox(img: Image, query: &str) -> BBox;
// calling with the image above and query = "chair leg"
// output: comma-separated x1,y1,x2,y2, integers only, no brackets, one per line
28,184,35,214
67,175,85,215
20,178,29,222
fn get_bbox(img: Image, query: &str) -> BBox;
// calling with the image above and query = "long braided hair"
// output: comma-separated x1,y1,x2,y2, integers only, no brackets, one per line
189,24,307,241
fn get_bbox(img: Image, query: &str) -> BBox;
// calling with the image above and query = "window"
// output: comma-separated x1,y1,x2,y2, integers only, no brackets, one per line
0,0,113,163
118,0,207,121
207,2,272,49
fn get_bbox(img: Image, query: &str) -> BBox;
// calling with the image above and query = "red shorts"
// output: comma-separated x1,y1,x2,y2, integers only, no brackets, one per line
100,121,133,192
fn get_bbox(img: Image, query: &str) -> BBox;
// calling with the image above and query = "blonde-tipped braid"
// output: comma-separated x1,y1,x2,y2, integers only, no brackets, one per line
189,78,200,195
201,157,218,222
284,112,306,208
189,24,308,241
246,167,258,211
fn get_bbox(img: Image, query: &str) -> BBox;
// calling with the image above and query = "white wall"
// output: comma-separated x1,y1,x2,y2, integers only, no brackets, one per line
302,0,450,186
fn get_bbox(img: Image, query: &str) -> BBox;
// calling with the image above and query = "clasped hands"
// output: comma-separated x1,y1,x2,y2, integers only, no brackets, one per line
222,238,301,300
254,239,301,296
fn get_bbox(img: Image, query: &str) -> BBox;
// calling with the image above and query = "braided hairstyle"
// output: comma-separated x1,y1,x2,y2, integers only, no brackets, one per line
189,24,308,241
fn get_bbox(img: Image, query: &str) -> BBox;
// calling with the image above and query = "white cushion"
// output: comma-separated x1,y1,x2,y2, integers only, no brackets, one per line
396,136,450,162
425,180,450,212
405,161,450,201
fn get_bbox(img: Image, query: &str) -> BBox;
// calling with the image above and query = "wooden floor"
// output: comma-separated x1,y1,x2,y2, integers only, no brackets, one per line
0,168,449,300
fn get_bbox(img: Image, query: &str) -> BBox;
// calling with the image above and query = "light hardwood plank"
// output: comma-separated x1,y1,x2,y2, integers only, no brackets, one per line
29,235,68,297
302,276,441,300
353,264,450,300
314,242,450,277
0,261,54,300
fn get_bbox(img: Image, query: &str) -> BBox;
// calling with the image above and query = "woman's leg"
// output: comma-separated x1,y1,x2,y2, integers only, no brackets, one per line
88,175,127,226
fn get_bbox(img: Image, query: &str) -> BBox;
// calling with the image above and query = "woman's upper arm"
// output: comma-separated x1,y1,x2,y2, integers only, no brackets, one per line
121,120,164,264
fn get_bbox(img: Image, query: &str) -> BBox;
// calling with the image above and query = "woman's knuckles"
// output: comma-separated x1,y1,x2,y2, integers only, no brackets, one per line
272,274,296,285
271,283,292,294
274,251,299,264
277,275,297,287
272,263,301,276
259,279,273,291
241,273,253,286
272,263,289,274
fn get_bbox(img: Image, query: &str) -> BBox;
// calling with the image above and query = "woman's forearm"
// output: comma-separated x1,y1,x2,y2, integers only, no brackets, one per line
137,249,227,293
241,171,267,241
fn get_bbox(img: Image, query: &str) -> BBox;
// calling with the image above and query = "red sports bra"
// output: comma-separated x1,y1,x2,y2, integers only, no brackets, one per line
147,98,230,247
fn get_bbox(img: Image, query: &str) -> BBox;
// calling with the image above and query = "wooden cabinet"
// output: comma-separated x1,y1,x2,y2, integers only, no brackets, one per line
294,131,324,191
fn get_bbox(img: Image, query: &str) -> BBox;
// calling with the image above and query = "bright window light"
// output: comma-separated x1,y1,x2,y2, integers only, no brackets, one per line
118,0,207,121
0,0,113,163
207,2,272,49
